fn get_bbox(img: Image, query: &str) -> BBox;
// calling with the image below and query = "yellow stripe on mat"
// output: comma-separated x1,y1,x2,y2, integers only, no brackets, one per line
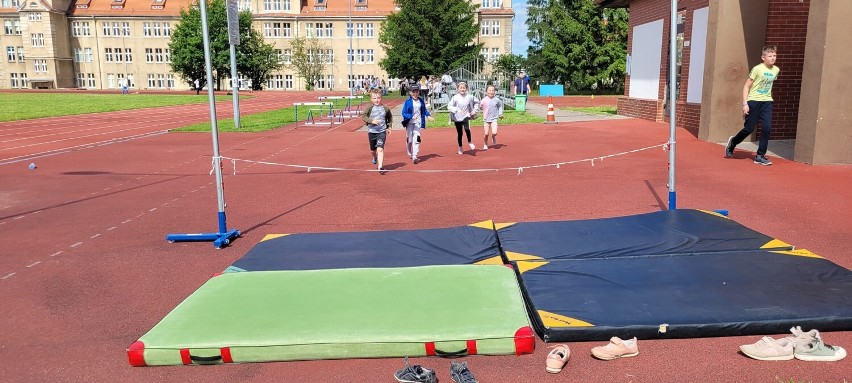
260,234,290,242
770,249,823,259
538,310,595,328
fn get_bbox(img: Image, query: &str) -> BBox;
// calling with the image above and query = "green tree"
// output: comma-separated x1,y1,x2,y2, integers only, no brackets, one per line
286,36,332,91
493,54,528,80
379,0,481,78
527,0,628,93
169,0,281,90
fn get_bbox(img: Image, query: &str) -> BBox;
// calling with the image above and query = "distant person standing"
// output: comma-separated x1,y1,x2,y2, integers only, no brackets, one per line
120,78,129,94
513,70,531,96
194,79,201,95
725,44,780,166
479,84,504,150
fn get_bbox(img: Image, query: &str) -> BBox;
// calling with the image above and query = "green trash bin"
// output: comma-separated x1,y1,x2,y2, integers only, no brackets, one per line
514,94,527,112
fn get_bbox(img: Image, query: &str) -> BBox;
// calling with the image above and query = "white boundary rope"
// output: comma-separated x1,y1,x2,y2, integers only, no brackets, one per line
215,142,670,175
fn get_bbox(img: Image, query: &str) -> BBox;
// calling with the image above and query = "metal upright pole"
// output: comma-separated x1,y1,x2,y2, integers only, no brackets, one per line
166,0,240,248
348,0,354,96
230,44,240,129
667,0,677,210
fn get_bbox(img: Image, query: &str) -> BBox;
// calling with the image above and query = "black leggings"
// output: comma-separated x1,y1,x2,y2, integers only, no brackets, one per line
455,118,472,146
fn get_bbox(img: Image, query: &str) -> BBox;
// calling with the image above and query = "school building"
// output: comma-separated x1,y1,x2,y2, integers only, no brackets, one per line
597,0,850,165
0,0,513,91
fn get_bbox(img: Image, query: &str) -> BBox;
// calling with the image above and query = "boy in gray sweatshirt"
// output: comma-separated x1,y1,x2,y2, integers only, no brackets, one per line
362,88,393,172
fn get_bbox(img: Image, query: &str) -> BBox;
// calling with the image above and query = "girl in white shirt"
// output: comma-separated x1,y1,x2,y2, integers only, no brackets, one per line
447,82,479,154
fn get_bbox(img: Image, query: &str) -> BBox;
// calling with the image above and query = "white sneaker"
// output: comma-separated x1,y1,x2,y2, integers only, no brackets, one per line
457,147,463,155
482,145,488,150
412,156,419,164
468,143,476,150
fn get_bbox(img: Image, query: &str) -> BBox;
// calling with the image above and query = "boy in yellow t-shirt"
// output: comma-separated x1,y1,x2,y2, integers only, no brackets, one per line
724,44,780,166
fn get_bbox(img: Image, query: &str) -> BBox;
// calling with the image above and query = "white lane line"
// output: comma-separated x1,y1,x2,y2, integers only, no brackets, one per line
172,198,179,202
50,251,63,257
106,226,116,231
33,210,43,214
161,203,168,206
1,273,15,280
90,233,101,239
136,213,145,217
148,208,157,212
14,216,25,220
26,261,41,268
70,242,83,248
122,219,131,224
0,222,6,225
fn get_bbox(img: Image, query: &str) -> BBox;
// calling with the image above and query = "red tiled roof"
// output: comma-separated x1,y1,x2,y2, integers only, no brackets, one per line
68,0,195,17
299,0,397,17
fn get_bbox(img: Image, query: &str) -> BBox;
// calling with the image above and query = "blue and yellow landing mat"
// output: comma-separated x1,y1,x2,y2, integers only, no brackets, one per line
128,265,534,366
226,221,501,272
502,210,852,342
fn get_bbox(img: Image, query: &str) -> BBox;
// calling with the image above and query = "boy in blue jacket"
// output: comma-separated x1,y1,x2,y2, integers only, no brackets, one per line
401,84,434,164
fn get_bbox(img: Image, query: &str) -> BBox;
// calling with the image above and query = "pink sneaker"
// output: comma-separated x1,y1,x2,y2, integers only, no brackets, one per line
739,336,794,361
591,337,639,360
545,345,570,373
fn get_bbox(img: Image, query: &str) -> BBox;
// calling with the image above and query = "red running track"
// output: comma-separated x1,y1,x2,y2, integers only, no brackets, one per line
0,91,850,383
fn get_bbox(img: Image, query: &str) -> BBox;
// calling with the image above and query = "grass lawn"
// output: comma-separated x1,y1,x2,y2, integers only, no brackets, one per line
0,93,232,122
563,106,618,115
425,110,545,129
175,106,298,132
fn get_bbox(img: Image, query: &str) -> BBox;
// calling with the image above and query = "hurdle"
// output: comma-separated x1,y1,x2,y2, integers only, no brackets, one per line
317,95,366,117
293,102,343,126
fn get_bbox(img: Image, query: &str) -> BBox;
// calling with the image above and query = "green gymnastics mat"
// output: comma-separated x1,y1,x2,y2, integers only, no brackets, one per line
128,265,534,366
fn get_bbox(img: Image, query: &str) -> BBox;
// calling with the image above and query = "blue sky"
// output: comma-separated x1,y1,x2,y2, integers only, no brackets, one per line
512,1,529,56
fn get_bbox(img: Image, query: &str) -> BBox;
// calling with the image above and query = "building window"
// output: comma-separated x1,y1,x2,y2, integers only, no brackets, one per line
267,74,283,89
164,48,170,63
155,48,164,63
10,73,18,88
282,22,291,37
72,21,92,36
17,46,25,61
105,48,113,62
28,13,42,22
145,48,154,63
325,23,333,37
285,74,293,90
2,0,21,8
114,48,123,63
102,22,111,36
6,46,14,62
366,23,373,37
491,47,499,61
112,22,120,36
143,22,151,37
31,33,45,47
74,47,83,62
347,48,353,64
346,23,352,38
122,22,131,36
491,20,500,36
34,59,48,73
83,47,91,62
264,22,281,38
125,48,133,63
481,21,489,36
356,49,365,64
283,48,291,64
263,0,281,11
366,49,374,64
482,0,502,8
163,22,170,36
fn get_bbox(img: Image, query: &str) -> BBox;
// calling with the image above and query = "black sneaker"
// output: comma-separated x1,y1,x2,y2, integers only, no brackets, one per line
753,155,773,166
450,361,478,383
724,136,735,158
394,358,436,383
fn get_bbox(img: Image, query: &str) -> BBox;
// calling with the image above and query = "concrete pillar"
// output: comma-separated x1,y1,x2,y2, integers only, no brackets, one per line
794,0,852,164
697,0,769,143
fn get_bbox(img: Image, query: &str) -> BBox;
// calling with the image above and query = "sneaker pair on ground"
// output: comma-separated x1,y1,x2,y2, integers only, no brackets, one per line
725,135,772,165
591,337,639,360
394,358,477,383
739,326,847,361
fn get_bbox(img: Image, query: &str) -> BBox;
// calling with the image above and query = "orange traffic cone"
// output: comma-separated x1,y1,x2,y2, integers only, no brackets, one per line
544,96,557,124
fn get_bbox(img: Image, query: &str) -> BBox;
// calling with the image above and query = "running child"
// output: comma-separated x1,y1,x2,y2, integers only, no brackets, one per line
447,81,479,154
362,88,393,172
401,84,434,164
479,84,504,150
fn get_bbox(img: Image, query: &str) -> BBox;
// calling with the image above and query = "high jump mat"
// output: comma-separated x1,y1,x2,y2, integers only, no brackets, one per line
514,249,852,342
128,265,534,366
225,221,501,272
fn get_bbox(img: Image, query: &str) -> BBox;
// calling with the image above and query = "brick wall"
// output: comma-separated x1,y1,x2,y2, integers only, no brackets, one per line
619,0,807,140
763,0,809,140
617,97,660,121
620,0,708,133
